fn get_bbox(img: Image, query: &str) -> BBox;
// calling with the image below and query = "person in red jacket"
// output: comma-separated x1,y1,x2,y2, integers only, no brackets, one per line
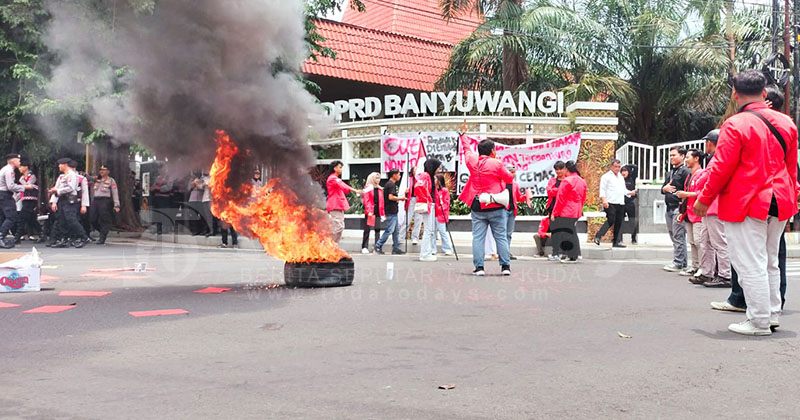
415,159,442,261
361,172,384,254
550,161,587,263
326,160,361,244
694,70,799,336
431,174,454,256
676,149,708,282
534,161,566,258
458,138,514,276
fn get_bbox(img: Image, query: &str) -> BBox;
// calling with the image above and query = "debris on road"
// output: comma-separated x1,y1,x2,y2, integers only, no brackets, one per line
618,332,632,339
438,384,456,390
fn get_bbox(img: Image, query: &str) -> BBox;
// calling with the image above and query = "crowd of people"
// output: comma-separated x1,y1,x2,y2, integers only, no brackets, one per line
0,156,123,248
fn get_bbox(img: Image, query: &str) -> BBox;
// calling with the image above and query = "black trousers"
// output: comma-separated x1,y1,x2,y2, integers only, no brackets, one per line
57,196,87,240
623,199,638,241
361,215,381,249
552,217,580,260
221,227,238,246
91,197,114,238
17,200,41,238
596,203,624,244
0,192,17,238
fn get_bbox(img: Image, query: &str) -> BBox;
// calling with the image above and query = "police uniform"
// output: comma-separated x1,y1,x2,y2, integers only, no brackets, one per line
16,166,42,240
77,172,91,238
53,158,88,247
92,166,120,244
0,153,25,247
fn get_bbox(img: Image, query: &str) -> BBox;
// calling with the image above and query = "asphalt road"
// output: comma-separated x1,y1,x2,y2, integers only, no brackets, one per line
1,240,798,419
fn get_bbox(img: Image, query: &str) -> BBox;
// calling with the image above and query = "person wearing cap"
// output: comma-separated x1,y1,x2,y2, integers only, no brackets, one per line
49,157,89,248
0,153,35,248
15,159,43,242
505,163,526,260
72,161,92,240
91,165,120,245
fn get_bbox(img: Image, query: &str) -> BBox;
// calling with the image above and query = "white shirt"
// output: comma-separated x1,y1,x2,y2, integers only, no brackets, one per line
599,170,628,205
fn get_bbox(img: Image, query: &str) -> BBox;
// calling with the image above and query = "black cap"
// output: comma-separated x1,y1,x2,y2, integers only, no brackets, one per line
99,165,109,170
702,129,720,144
5,153,20,160
19,159,30,167
69,160,77,168
57,158,71,165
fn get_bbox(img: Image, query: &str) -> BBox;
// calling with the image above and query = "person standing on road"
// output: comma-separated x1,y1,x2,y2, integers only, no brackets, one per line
505,164,526,260
432,174,454,256
91,165,120,245
416,159,441,262
325,160,361,244
662,146,691,272
50,158,89,248
676,149,707,281
0,153,35,248
375,169,406,255
458,138,514,276
694,69,798,336
15,159,42,242
594,159,632,248
534,161,566,258
621,164,639,244
551,161,587,264
360,172,384,254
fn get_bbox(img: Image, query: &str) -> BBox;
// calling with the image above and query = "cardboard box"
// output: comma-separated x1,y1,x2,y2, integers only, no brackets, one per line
0,252,41,293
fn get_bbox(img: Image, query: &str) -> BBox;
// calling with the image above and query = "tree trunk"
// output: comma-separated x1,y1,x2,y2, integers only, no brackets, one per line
501,0,528,91
718,0,738,128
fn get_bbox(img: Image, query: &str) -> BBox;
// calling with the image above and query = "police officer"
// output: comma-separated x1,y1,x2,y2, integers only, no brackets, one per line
49,158,89,248
91,165,120,244
69,160,92,240
0,153,35,248
15,159,43,242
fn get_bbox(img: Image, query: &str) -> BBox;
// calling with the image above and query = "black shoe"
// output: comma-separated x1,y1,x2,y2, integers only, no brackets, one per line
52,240,69,248
375,247,385,255
473,266,485,276
632,239,638,245
73,238,88,248
97,238,106,245
703,277,732,288
35,236,46,244
612,243,626,248
391,249,405,255
510,255,518,260
0,239,13,249
501,265,511,276
689,274,712,285
593,236,601,246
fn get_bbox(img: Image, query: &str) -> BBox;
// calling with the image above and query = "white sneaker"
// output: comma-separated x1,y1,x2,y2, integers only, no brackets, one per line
412,240,418,245
679,268,696,276
663,263,682,272
547,255,559,261
419,255,437,262
361,248,370,254
443,251,454,256
501,267,511,276
710,301,746,312
728,319,772,336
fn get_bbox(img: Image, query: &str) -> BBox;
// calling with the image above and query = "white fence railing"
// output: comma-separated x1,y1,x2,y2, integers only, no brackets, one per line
615,142,655,183
617,140,706,184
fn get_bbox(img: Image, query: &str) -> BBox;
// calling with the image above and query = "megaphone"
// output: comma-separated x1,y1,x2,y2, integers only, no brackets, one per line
478,190,510,208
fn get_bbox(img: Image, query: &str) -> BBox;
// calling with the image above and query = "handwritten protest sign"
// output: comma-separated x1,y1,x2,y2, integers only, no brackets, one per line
457,133,581,197
381,133,422,174
422,132,458,172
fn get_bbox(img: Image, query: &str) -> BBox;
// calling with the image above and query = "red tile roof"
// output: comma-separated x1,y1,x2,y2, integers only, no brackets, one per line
342,0,483,45
303,19,457,91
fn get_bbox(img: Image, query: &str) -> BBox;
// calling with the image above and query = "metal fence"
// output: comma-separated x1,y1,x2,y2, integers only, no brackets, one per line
616,140,706,184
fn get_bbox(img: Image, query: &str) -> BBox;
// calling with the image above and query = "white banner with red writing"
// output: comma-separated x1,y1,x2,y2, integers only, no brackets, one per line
457,133,581,197
381,132,460,174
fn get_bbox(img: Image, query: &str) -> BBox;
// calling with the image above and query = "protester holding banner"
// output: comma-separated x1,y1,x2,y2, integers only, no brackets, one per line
551,161,587,264
415,159,441,262
432,174,454,256
458,138,514,276
361,172,384,254
406,167,425,245
534,161,566,258
326,160,361,244
505,164,526,260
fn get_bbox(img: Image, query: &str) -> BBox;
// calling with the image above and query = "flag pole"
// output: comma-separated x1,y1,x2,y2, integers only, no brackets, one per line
404,148,411,254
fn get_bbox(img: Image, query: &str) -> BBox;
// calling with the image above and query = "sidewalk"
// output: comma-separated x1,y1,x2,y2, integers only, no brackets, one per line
117,229,800,260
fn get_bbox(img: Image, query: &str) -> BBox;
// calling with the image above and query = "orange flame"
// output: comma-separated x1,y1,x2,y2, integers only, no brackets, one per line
209,130,349,263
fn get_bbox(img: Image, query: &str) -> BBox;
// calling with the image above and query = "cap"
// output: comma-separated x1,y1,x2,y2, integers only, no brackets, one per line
5,153,20,160
19,159,30,167
99,165,109,170
68,160,77,168
702,129,720,144
57,158,71,165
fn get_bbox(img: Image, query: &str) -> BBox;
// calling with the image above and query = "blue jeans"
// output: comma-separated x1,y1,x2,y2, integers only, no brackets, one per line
375,213,401,252
729,232,787,309
506,210,515,248
420,209,437,258
471,209,510,268
432,221,454,254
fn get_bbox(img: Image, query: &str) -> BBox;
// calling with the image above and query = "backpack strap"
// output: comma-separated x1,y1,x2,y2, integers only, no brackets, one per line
744,109,787,156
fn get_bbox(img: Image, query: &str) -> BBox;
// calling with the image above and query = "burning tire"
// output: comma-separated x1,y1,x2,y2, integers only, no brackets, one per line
283,258,354,288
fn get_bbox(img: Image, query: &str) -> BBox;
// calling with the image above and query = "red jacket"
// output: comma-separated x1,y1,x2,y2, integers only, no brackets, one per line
509,182,526,216
362,187,385,217
552,173,587,218
413,172,434,213
538,177,561,236
458,145,514,210
326,173,352,212
435,188,451,223
697,102,799,222
686,168,704,224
